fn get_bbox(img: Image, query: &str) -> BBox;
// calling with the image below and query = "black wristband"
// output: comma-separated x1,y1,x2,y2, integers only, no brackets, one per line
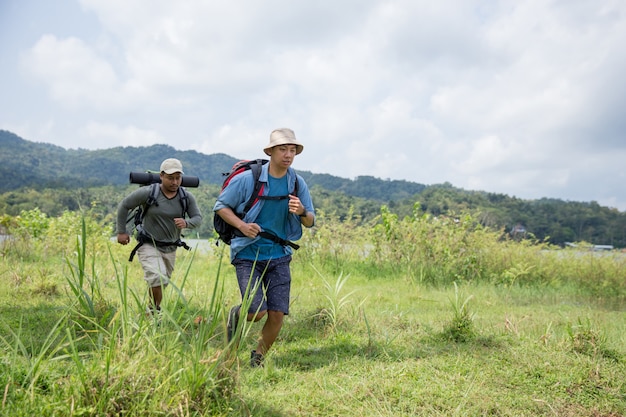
299,209,307,218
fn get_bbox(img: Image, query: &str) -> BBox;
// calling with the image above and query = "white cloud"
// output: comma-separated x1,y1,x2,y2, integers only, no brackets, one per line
21,35,119,108
81,122,165,149
2,0,626,210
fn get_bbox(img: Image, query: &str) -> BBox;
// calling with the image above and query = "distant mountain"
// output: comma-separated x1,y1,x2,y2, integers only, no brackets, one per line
0,130,425,201
3,130,625,247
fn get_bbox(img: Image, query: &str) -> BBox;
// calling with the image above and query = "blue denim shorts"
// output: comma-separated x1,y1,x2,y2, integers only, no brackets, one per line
233,255,292,315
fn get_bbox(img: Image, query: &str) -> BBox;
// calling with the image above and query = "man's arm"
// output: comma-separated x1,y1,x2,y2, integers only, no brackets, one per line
289,194,314,228
216,207,261,238
183,193,203,229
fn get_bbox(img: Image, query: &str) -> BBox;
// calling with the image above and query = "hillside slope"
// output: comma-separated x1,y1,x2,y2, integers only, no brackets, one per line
0,130,425,201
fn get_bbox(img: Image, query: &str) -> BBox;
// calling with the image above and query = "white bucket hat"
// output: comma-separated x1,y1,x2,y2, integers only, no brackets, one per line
263,128,304,156
160,158,184,174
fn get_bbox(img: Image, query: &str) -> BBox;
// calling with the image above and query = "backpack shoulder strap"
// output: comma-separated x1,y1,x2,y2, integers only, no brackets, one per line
146,183,160,206
293,174,299,196
140,183,160,220
242,159,265,215
178,186,189,218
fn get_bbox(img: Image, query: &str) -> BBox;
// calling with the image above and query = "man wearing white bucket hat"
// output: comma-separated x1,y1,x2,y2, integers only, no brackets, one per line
214,128,315,367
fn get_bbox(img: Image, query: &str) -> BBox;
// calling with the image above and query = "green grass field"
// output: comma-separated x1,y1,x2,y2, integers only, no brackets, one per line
1,211,625,416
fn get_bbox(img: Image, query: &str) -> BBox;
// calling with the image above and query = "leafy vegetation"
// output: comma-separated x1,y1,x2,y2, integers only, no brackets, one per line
2,130,625,414
1,207,625,415
0,130,425,201
3,129,626,248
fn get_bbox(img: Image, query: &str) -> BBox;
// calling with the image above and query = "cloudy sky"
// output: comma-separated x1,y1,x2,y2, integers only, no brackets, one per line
1,0,625,210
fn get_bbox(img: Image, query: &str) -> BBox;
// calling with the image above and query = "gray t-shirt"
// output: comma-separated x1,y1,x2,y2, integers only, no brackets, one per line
116,185,202,251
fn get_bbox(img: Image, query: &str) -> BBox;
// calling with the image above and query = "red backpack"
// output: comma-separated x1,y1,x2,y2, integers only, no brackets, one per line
213,159,299,247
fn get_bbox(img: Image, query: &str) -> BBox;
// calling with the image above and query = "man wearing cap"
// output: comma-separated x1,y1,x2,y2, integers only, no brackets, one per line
117,158,202,314
214,128,315,367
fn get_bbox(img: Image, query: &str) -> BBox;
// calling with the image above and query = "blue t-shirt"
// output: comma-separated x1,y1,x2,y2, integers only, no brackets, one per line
237,174,289,260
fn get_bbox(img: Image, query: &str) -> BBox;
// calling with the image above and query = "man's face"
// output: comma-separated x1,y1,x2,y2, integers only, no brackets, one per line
269,144,298,169
160,172,182,192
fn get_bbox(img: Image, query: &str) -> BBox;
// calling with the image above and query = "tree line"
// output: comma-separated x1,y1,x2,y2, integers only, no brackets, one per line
1,129,625,247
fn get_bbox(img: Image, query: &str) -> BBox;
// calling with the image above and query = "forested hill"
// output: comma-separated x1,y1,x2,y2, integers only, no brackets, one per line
2,129,626,248
0,130,425,201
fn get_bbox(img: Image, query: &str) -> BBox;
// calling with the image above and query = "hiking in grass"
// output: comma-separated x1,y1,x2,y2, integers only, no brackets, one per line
116,158,202,314
214,128,315,367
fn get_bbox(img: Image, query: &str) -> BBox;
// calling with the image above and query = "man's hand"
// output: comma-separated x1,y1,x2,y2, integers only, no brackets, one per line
239,222,261,238
288,194,306,216
117,233,131,245
217,207,261,238
174,218,187,229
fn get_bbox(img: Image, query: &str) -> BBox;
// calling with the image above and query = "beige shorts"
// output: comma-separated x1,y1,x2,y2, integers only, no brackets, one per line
137,244,176,288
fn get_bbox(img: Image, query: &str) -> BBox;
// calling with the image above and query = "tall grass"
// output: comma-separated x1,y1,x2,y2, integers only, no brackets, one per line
441,282,476,343
312,266,360,333
300,205,626,300
0,213,239,415
1,208,625,415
